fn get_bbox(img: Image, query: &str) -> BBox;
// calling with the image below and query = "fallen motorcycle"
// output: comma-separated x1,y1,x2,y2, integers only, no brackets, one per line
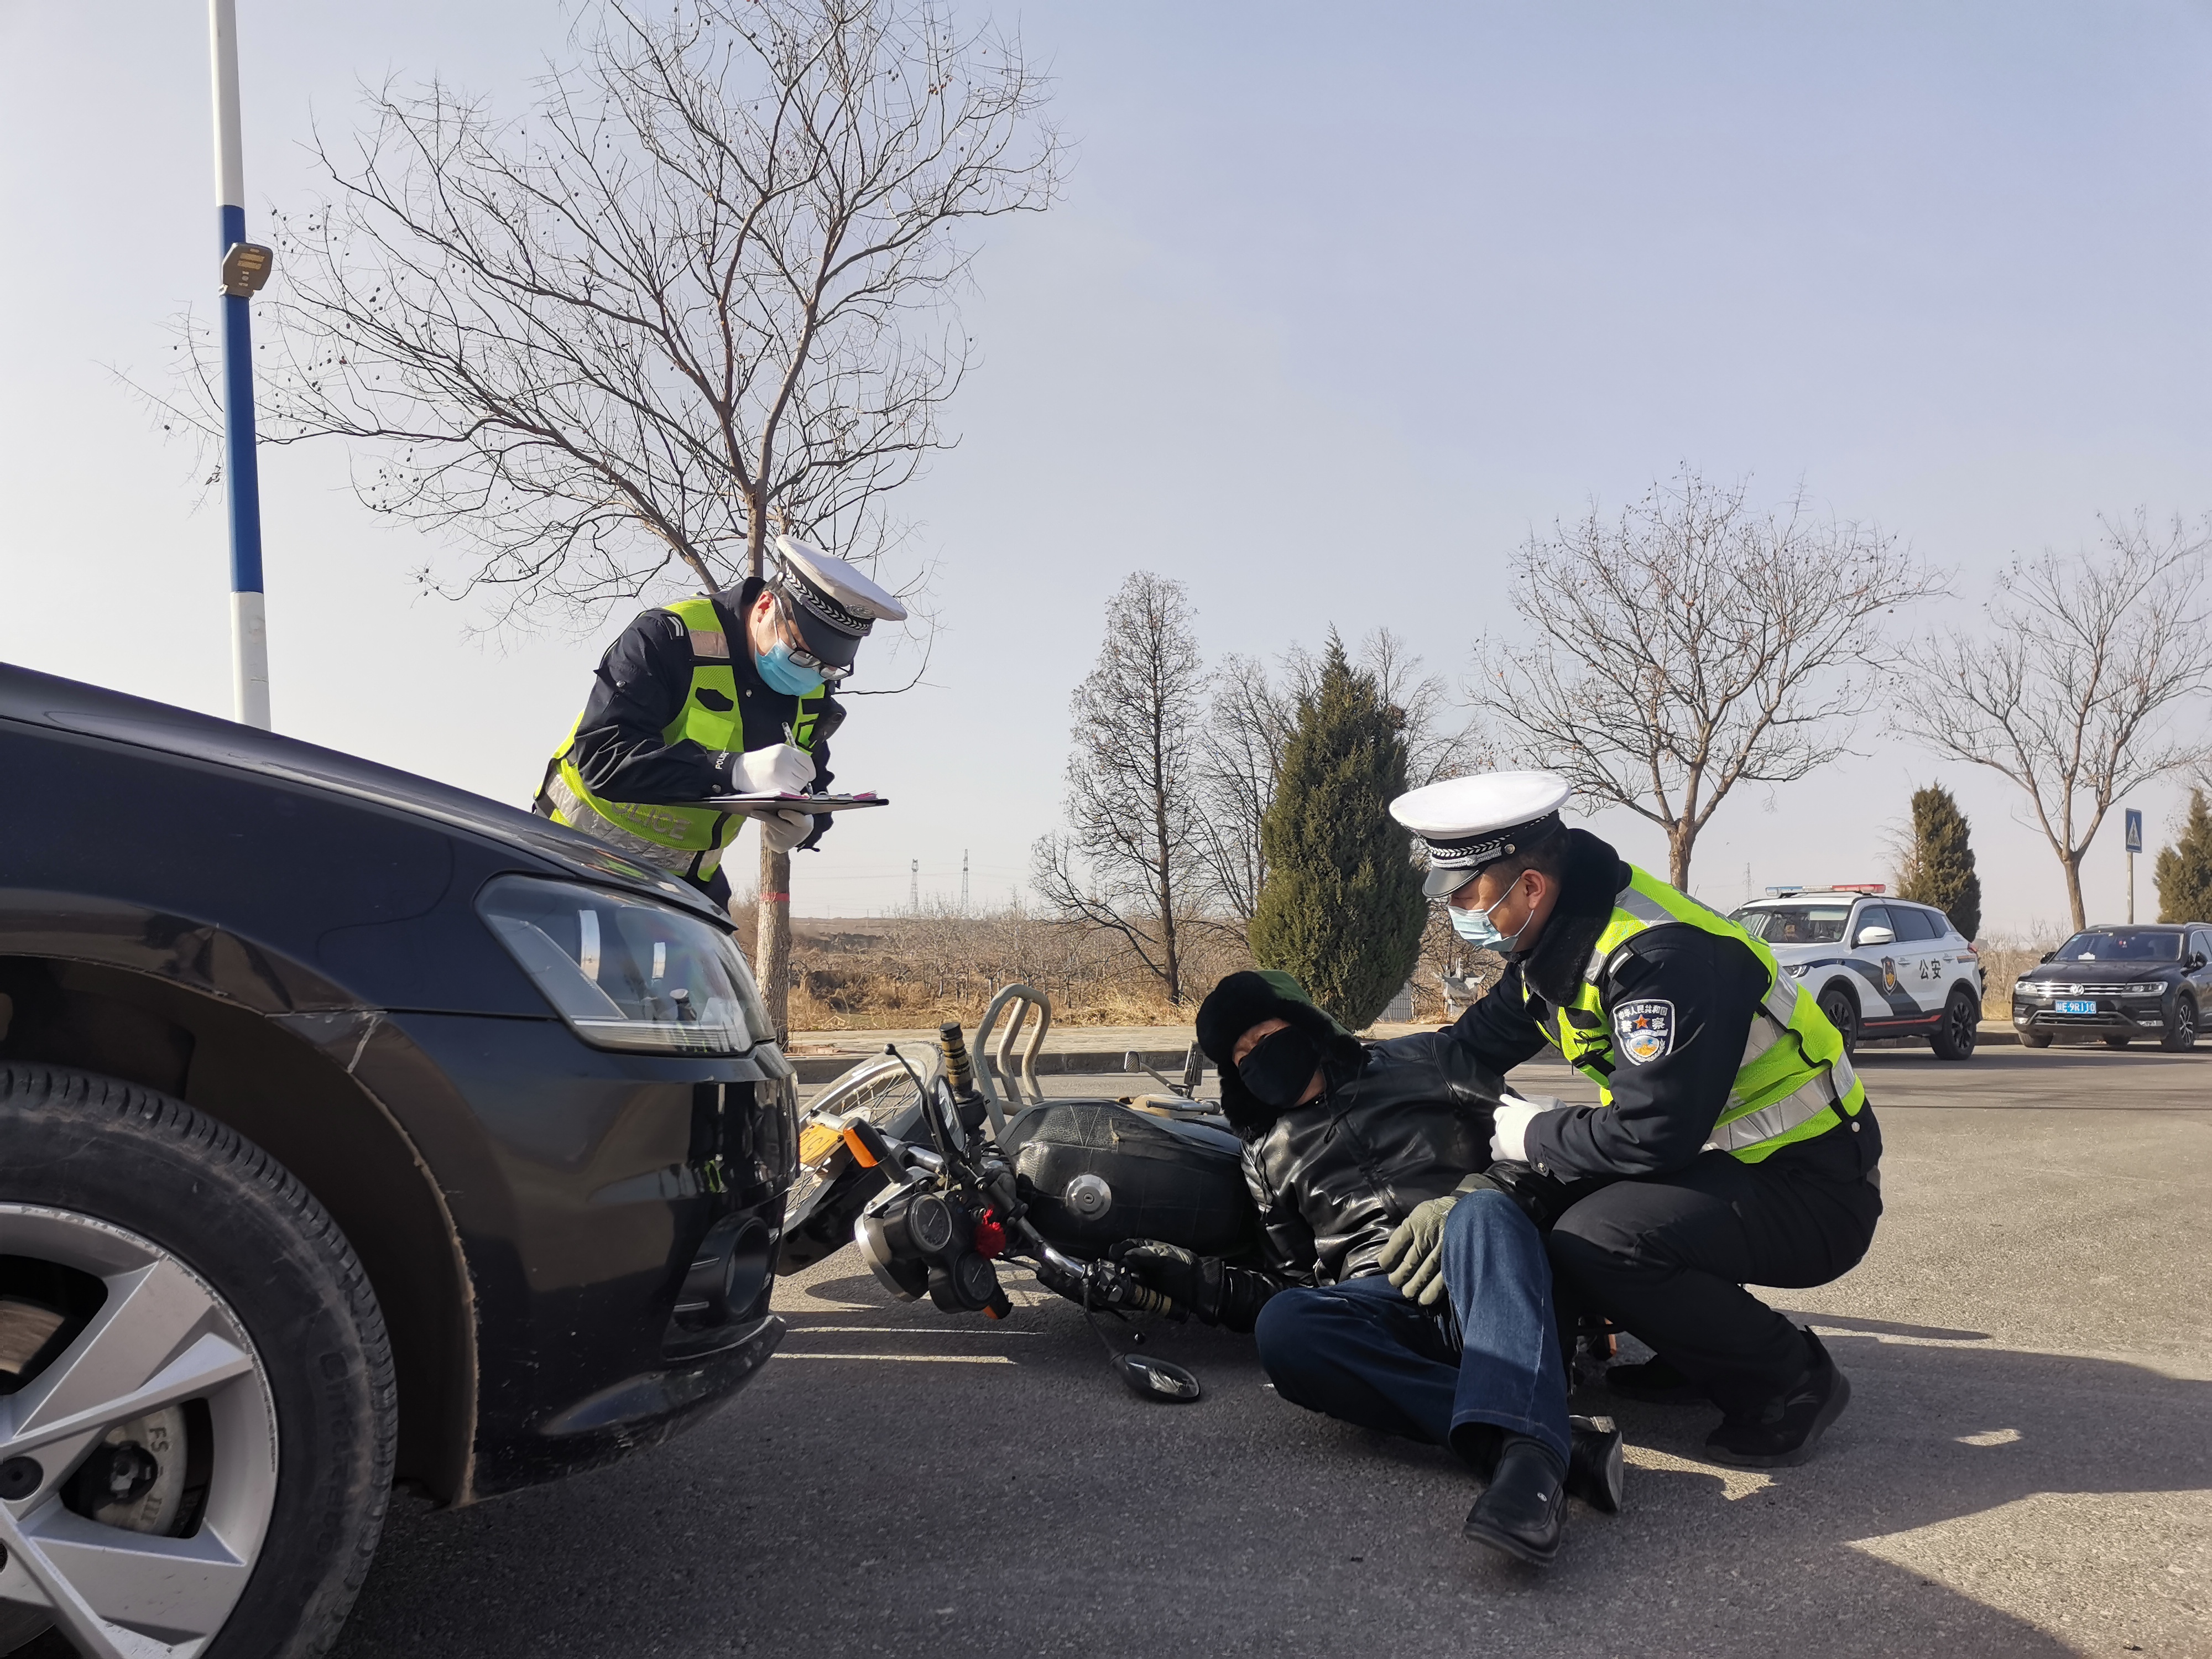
776,985,1258,1397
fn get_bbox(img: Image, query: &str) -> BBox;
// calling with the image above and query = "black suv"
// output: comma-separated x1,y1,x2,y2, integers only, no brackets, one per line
0,663,796,1655
2010,922,2212,1051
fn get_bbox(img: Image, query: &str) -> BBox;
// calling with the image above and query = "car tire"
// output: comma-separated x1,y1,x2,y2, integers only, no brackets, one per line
2020,1029,2052,1049
1817,984,1860,1058
1929,987,1980,1062
2159,997,2198,1052
2102,1034,2132,1050
0,1063,394,1659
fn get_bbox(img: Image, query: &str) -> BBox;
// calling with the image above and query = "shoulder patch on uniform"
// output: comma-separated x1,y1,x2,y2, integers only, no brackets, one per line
1614,998,1674,1064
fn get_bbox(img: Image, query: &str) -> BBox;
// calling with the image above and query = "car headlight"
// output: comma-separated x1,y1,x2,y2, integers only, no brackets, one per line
2126,985,2165,997
1785,962,1809,978
478,874,773,1055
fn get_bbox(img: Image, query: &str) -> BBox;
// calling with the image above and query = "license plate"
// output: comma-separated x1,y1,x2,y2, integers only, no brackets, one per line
2056,999,2096,1015
797,1121,846,1166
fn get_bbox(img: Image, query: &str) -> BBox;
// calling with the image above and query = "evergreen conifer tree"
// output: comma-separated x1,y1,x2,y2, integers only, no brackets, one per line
2154,789,2212,922
1897,784,1983,940
1248,637,1428,1029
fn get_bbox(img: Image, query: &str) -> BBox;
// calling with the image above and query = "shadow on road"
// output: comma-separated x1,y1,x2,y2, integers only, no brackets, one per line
325,1269,2209,1659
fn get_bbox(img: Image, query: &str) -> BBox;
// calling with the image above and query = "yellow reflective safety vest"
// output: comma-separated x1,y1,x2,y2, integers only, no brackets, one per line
1522,865,1867,1164
543,595,824,881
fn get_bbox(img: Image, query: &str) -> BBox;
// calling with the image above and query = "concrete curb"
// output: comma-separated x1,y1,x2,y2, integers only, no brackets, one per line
794,1025,2033,1083
792,1046,1199,1086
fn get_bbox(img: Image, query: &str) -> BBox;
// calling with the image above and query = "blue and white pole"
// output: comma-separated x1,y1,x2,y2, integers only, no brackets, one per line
208,0,273,728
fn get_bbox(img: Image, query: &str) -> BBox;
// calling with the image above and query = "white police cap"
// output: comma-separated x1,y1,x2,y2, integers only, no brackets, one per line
770,535,909,670
1390,771,1574,898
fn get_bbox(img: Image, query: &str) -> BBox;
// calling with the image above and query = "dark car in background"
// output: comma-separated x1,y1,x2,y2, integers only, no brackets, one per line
2010,923,2212,1051
0,662,796,1656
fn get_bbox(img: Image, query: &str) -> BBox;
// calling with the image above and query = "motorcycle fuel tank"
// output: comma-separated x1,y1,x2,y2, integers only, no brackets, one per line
998,1100,1256,1259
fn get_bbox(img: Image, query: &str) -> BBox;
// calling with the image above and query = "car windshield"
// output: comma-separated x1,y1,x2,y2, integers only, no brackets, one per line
2051,930,2182,962
1731,904,1853,945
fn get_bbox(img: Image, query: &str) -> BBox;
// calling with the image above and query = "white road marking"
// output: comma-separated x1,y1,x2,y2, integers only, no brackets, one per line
779,1324,1038,1336
773,1352,1016,1365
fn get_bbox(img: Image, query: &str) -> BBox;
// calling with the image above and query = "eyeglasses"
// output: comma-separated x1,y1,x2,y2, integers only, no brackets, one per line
769,593,852,682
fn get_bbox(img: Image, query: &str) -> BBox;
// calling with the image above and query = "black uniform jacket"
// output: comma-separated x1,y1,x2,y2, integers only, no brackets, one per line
1238,1031,1503,1290
543,577,845,852
1446,828,1875,1187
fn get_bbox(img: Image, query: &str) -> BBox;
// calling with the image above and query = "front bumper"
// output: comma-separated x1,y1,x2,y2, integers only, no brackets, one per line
364,1010,799,1497
2012,995,2170,1038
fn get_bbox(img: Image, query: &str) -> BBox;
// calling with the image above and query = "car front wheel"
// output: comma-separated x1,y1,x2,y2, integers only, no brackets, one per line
2020,1027,2052,1049
1817,984,1860,1058
0,1065,394,1658
2162,997,2199,1053
1929,987,1980,1061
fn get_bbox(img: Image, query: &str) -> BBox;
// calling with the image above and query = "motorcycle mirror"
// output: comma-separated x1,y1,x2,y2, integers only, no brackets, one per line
1115,1352,1202,1402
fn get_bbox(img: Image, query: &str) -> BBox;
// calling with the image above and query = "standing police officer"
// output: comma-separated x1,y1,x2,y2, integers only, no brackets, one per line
535,536,905,904
1386,770,1882,1470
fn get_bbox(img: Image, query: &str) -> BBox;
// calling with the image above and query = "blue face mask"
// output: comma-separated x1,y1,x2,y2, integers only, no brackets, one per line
1449,883,1531,953
756,639,826,697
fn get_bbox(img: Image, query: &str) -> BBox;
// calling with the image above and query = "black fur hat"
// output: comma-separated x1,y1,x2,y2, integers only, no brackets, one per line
1197,971,1363,1136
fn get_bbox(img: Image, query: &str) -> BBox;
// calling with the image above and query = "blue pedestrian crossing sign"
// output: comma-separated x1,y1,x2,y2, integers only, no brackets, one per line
2125,809,2143,854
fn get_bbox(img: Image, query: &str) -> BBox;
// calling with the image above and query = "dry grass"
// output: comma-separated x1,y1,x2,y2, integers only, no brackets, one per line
1975,931,2062,1020
758,902,1256,1030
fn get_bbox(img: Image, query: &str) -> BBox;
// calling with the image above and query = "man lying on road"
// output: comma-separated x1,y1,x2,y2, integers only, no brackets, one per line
1095,969,1625,1567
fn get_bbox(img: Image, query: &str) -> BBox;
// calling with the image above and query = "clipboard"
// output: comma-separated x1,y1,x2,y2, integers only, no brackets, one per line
697,791,890,817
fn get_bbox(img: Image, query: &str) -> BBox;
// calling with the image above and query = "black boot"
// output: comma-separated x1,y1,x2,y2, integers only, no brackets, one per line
1463,1436,1567,1566
1566,1415,1624,1514
1605,1353,1705,1404
1705,1330,1852,1469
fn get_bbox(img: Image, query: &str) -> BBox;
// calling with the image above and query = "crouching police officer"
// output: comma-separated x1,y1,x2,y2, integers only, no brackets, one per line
535,536,905,904
1388,771,1882,1472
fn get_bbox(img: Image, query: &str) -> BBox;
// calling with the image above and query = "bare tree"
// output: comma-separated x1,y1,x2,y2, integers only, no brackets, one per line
151,0,1058,1037
1470,469,1942,888
1191,651,1293,926
1194,629,1470,923
1897,513,2212,930
1032,572,1210,1003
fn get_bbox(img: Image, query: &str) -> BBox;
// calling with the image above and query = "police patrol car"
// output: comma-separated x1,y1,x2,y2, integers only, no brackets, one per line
1727,885,1985,1061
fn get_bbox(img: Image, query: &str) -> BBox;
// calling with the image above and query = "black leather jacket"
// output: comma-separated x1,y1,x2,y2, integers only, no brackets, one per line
1243,1031,1502,1290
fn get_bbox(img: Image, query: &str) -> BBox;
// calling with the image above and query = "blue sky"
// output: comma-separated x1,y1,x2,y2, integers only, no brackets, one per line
3,1,2208,931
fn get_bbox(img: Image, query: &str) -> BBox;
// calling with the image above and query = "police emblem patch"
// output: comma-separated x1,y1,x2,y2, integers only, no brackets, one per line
1614,998,1674,1065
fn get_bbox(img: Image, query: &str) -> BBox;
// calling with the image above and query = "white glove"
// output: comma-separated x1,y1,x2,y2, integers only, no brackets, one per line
735,743,817,795
760,809,812,853
1489,1099,1545,1163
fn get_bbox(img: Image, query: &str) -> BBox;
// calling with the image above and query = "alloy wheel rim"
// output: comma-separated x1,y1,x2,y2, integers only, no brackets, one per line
0,1206,277,1659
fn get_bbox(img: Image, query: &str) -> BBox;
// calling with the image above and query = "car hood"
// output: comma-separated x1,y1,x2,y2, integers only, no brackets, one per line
0,660,723,921
2018,961,2174,984
1758,939,1859,962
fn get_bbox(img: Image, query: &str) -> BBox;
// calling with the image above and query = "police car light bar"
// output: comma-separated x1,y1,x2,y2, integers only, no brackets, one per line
1764,885,1805,897
1832,882,1886,894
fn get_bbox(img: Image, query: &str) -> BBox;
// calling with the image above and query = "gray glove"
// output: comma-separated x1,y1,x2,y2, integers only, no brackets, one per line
1378,1174,1496,1307
759,808,811,853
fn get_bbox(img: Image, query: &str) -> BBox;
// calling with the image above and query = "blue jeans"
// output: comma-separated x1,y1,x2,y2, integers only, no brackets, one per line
1253,1189,1570,1468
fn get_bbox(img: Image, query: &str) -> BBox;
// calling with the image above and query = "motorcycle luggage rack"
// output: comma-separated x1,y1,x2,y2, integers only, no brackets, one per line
969,982,1052,1138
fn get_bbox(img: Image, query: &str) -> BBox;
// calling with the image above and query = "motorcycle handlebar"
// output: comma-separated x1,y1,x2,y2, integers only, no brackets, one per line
1024,1231,1182,1319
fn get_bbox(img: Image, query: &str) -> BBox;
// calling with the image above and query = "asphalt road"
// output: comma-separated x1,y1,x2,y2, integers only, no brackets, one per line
327,1045,2211,1659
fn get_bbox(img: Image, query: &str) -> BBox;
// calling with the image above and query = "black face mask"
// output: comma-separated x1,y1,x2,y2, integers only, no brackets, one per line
1238,1027,1321,1109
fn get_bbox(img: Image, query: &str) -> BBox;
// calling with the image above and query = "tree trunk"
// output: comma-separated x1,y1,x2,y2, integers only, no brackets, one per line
1667,823,1694,891
757,839,792,1043
2062,851,2087,932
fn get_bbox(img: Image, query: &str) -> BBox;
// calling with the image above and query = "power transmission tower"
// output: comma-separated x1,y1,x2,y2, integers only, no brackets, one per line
962,850,970,915
910,859,919,914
